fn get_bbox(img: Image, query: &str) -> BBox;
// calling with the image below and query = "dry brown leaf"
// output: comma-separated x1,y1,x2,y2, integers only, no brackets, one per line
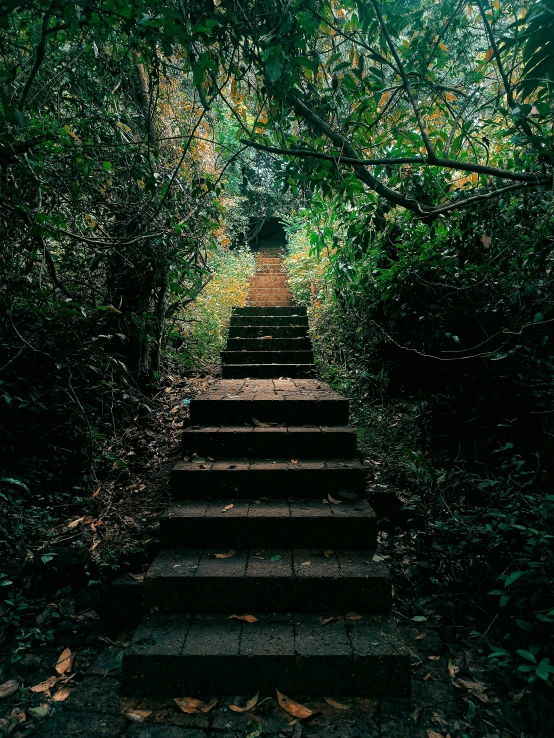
213,550,236,559
276,690,314,719
67,517,83,529
128,573,144,582
423,673,431,681
229,614,258,623
473,691,489,703
30,677,57,694
345,612,363,621
455,678,487,692
415,631,427,640
327,495,341,504
55,648,72,675
427,732,444,738
0,679,18,699
228,693,258,712
412,707,422,722
174,697,218,714
447,661,459,678
52,686,71,702
324,697,351,710
428,655,441,661
320,615,338,624
222,504,234,512
125,709,153,722
323,550,335,558
253,418,268,427
291,459,298,464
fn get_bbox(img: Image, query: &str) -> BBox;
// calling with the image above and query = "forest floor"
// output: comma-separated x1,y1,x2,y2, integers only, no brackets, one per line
0,368,541,738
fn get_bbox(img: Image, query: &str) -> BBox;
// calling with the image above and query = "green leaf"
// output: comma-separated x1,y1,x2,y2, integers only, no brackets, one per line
0,477,30,493
504,570,525,587
270,554,281,561
516,649,537,664
412,615,427,622
263,46,284,83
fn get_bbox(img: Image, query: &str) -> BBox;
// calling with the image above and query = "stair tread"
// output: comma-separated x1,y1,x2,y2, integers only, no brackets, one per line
148,548,387,580
173,458,364,471
163,497,374,520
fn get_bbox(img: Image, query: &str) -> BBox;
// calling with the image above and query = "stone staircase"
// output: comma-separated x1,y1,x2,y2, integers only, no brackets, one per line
121,245,410,699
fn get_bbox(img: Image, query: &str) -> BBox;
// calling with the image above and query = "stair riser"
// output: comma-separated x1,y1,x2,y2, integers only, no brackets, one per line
234,307,307,316
221,351,314,365
160,518,376,549
226,338,312,351
172,468,364,498
145,578,391,613
229,326,308,338
221,365,316,379
182,430,356,458
230,316,308,327
189,399,349,426
122,654,410,697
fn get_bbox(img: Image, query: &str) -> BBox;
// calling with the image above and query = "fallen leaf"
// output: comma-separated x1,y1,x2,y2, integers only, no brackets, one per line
0,679,18,698
30,677,57,694
327,495,341,504
67,517,83,529
270,554,282,561
474,691,490,703
427,732,443,738
252,418,268,427
52,686,71,702
345,612,363,621
324,697,351,710
28,705,49,718
276,690,314,719
412,707,422,722
291,459,298,464
447,661,459,678
301,561,310,566
125,709,152,722
323,550,335,558
214,550,236,559
320,615,338,624
481,234,491,249
415,631,426,640
127,573,144,582
222,504,234,512
229,614,258,623
455,678,487,692
229,693,258,712
55,648,72,675
428,655,441,661
174,697,218,714
423,673,431,681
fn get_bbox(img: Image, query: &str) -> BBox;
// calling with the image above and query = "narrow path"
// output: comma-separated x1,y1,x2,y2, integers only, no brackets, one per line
121,248,409,697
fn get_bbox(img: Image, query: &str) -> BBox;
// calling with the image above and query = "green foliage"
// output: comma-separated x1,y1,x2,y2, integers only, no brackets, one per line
178,245,256,370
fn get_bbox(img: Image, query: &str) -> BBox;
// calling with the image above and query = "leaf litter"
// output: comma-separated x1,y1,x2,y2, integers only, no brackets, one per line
174,697,218,714
229,693,258,712
276,690,314,719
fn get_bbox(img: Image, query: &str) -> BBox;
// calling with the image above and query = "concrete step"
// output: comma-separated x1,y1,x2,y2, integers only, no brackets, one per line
221,350,314,365
122,612,410,697
234,307,307,316
228,325,308,338
160,498,376,549
171,458,364,497
182,424,356,457
189,378,349,425
245,301,293,307
226,337,312,351
230,315,308,327
145,549,390,613
221,364,316,378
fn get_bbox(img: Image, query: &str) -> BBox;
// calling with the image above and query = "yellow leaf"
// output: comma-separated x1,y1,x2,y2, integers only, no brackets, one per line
222,504,234,512
228,693,258,712
63,125,80,141
324,697,351,710
174,697,218,714
229,614,258,623
493,0,500,8
439,43,448,52
52,686,72,702
30,676,57,694
55,648,72,675
276,690,314,719
213,550,236,559
67,517,83,529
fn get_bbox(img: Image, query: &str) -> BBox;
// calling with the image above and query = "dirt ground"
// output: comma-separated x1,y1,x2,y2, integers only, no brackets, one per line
0,370,544,737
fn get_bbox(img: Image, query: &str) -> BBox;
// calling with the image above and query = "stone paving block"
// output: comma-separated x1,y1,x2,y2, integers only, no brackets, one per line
126,726,207,738
62,675,122,715
32,711,127,737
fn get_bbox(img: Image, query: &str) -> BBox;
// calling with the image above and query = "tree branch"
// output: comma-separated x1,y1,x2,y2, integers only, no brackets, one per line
369,0,436,160
19,5,54,108
240,138,545,182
